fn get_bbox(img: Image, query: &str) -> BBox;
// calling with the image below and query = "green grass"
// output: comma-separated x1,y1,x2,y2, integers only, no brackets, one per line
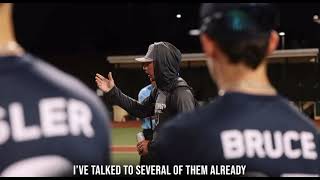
111,127,141,165
111,153,140,165
111,128,141,145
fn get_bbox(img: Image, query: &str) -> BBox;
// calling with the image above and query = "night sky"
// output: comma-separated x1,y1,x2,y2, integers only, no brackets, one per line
13,3,201,56
10,3,320,91
13,3,320,55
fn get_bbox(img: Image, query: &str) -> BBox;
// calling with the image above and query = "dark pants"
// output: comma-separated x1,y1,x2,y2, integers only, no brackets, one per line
139,129,153,165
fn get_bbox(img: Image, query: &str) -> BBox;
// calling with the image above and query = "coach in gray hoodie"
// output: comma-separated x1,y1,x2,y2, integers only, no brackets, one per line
95,41,197,164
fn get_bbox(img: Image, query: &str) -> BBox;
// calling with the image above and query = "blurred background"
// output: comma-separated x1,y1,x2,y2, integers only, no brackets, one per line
12,3,320,94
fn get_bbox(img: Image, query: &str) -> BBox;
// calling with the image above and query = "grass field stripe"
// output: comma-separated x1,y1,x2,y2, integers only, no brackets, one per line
112,152,138,154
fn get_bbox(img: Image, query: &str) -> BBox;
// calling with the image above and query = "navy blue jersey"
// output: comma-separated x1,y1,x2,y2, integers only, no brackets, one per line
0,54,110,176
154,92,320,177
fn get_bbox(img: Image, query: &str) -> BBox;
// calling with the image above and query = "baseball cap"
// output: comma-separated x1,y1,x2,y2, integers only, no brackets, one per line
135,43,156,63
135,42,181,63
200,3,279,36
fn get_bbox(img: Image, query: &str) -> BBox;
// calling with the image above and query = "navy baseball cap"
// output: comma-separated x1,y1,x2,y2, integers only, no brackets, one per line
199,3,279,36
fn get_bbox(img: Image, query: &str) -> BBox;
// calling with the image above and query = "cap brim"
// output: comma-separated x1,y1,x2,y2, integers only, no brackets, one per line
135,57,153,62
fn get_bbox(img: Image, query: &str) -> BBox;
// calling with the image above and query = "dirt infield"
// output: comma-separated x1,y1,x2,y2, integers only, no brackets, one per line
112,145,136,154
315,120,320,128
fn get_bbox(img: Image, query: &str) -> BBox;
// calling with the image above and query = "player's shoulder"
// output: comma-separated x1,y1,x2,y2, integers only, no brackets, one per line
161,102,215,133
276,95,318,128
23,54,105,109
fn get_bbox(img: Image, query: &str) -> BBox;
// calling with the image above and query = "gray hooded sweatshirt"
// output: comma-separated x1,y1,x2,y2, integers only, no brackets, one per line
104,42,197,130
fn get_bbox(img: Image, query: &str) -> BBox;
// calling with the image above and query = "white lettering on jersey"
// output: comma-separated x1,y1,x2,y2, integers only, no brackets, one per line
40,98,68,138
220,129,318,160
68,99,94,138
244,129,266,158
301,131,318,160
10,103,41,142
0,155,72,177
263,131,283,159
221,130,245,159
281,173,320,177
0,97,95,145
0,107,10,144
283,131,301,159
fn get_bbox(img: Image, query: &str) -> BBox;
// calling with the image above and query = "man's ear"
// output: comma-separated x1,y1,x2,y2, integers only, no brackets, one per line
200,34,215,58
266,30,280,55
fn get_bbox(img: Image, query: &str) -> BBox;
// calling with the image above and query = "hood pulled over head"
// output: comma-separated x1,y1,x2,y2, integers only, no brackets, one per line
152,42,182,92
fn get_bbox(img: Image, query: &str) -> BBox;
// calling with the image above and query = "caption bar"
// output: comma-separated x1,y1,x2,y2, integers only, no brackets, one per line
73,165,246,176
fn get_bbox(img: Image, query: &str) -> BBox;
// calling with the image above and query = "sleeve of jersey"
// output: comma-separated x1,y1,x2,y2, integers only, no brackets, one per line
103,86,155,118
172,88,196,113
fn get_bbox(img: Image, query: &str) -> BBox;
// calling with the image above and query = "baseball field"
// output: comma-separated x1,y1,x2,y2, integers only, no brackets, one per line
111,121,141,165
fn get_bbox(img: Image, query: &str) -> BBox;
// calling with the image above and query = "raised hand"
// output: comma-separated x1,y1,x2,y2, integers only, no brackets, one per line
95,72,115,93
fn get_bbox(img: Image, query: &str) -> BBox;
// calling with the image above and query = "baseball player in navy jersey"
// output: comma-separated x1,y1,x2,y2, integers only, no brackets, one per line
0,3,111,176
153,3,320,176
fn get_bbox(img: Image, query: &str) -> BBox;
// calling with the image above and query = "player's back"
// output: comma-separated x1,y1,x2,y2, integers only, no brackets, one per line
0,54,110,176
156,92,320,177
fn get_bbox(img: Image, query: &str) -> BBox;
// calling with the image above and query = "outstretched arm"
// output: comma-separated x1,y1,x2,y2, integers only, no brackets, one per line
95,72,155,118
